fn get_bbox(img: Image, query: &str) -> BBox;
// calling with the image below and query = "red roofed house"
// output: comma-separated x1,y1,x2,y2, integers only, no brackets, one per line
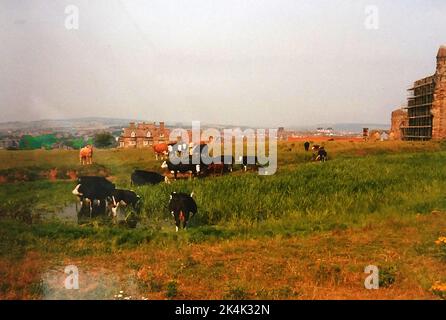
118,122,169,148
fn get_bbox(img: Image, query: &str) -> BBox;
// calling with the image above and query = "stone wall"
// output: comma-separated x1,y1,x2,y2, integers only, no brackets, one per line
432,46,446,140
390,108,408,140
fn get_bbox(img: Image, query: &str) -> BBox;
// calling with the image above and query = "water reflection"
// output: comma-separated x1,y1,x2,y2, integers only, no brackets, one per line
47,202,139,228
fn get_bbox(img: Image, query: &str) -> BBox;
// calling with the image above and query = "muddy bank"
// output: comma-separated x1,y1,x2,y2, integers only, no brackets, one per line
43,203,141,228
0,164,111,184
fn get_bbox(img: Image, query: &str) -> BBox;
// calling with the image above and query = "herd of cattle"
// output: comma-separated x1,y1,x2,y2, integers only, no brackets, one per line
71,142,261,231
72,174,196,231
156,142,262,179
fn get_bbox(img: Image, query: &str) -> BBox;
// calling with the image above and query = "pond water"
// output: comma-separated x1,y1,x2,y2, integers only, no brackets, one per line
43,202,142,228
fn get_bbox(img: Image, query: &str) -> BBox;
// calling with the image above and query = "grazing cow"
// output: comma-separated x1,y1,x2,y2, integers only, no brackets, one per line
72,176,115,217
168,192,197,231
161,157,204,180
72,176,115,200
237,156,259,172
304,141,310,151
311,145,321,161
108,189,141,218
206,162,225,176
316,147,328,162
79,145,93,165
131,170,169,185
153,143,169,160
205,156,234,176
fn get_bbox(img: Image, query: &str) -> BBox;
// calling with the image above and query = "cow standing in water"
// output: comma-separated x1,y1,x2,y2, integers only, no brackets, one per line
79,145,93,165
108,189,141,218
72,176,115,217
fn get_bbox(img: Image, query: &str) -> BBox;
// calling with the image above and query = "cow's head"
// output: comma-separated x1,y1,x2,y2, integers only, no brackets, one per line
108,196,119,218
72,184,83,197
111,206,118,217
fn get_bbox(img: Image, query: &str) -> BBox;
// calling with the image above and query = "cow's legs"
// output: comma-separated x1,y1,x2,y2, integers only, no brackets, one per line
174,213,180,232
85,199,92,218
111,196,119,218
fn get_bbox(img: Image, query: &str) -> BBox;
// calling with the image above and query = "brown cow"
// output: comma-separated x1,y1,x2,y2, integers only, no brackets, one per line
153,143,169,160
79,145,93,165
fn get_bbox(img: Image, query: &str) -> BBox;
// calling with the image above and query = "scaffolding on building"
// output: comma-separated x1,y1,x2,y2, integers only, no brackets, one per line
401,76,435,140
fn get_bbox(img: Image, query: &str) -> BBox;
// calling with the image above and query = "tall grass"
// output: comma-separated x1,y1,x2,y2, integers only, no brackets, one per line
135,152,446,229
1,143,446,235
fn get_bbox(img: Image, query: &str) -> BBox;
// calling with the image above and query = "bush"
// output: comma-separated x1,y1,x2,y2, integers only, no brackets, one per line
435,236,446,260
166,281,178,299
93,132,116,148
224,286,251,300
379,265,398,288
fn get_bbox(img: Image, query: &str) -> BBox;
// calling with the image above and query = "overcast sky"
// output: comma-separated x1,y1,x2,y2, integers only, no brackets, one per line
0,0,445,127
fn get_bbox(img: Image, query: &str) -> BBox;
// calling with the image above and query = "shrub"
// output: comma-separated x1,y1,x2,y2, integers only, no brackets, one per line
166,280,178,299
435,236,446,260
379,265,398,288
224,286,250,300
431,282,446,300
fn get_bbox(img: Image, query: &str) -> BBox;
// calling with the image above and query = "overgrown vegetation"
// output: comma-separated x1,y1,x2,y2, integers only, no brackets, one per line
1,141,446,299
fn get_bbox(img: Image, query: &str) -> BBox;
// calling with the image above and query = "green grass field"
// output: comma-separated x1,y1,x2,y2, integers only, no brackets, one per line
1,140,446,299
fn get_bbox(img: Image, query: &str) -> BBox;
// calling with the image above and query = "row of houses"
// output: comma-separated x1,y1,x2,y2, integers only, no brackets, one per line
118,122,169,148
117,122,294,148
0,137,20,149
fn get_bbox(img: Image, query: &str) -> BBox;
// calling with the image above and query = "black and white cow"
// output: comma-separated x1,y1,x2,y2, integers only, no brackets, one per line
108,189,141,218
168,192,197,231
161,157,204,180
131,170,169,186
72,176,115,217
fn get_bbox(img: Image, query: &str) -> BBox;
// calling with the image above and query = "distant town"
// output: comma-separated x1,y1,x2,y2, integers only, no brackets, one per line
0,117,390,150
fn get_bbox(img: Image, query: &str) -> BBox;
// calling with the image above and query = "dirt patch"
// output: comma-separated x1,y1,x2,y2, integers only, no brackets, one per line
0,164,110,183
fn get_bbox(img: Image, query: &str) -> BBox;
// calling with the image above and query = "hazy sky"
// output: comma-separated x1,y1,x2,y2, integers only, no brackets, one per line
1,0,445,127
